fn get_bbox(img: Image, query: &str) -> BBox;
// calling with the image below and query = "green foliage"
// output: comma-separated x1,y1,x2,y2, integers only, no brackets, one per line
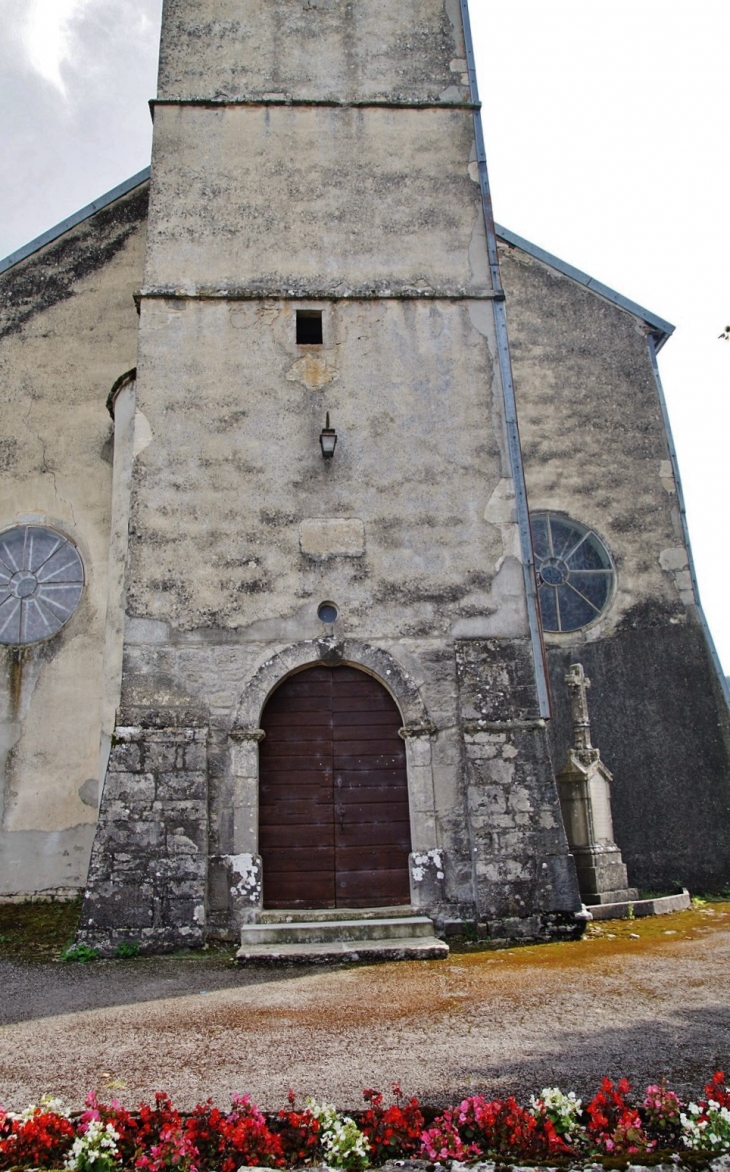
61,942,99,963
114,939,140,959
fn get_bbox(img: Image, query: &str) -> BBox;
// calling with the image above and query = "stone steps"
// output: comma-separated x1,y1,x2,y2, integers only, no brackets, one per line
256,904,421,924
241,914,436,946
235,906,449,964
586,889,691,921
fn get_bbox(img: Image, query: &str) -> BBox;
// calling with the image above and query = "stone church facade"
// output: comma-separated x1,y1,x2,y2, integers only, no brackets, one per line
0,0,728,952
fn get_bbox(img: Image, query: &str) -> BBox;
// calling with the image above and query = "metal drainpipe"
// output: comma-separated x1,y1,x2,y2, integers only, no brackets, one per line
647,334,730,709
459,0,551,718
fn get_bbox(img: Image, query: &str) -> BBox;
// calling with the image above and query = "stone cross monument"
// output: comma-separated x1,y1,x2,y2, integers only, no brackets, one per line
557,664,637,906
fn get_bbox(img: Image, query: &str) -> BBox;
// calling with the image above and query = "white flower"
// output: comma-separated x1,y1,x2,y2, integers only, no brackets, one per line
530,1087,582,1137
306,1099,370,1169
8,1094,67,1123
65,1118,120,1172
680,1102,730,1152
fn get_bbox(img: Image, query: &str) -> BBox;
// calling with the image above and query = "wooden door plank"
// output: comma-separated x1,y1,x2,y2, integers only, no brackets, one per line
260,668,335,909
261,665,413,911
264,848,336,873
331,668,411,907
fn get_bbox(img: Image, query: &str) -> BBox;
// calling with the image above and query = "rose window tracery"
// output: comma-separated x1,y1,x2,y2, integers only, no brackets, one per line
531,513,614,633
0,526,84,645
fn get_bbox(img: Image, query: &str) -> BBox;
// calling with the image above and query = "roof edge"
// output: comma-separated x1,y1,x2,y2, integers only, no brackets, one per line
0,167,151,278
495,222,675,349
0,168,675,351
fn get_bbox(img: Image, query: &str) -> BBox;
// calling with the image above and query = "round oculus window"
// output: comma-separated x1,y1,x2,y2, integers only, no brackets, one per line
530,513,614,633
0,526,84,645
317,602,338,623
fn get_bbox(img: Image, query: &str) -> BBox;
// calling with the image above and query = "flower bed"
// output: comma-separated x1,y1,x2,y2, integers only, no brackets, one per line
2,1075,729,1170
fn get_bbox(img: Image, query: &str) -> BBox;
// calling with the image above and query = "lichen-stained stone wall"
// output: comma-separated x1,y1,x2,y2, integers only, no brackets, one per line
157,0,469,104
129,298,509,636
500,242,730,892
498,242,683,637
0,185,148,896
455,638,581,936
78,725,208,954
143,106,486,294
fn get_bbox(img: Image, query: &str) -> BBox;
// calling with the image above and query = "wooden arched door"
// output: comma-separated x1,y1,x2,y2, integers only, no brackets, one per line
259,665,412,909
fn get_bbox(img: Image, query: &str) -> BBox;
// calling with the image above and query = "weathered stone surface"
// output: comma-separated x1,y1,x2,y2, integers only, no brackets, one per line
501,242,730,894
456,638,582,932
545,625,730,893
299,518,365,558
0,183,148,895
158,0,468,104
79,727,208,954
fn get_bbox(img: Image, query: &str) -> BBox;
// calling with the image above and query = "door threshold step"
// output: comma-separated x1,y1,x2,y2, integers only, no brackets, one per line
240,915,437,945
235,935,449,965
257,905,420,924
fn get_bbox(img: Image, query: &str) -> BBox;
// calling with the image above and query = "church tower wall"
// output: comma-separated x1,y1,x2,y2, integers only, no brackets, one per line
79,0,582,951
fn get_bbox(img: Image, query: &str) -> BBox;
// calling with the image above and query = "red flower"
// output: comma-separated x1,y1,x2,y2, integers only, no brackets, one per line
0,1109,75,1170
360,1085,424,1161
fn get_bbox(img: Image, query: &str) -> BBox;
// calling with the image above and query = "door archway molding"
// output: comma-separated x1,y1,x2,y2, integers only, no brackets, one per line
223,639,442,917
232,638,435,734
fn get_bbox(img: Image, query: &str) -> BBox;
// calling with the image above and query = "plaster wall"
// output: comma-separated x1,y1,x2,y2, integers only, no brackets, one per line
144,105,488,294
500,242,730,891
0,188,147,894
157,0,468,103
498,241,686,639
129,297,520,638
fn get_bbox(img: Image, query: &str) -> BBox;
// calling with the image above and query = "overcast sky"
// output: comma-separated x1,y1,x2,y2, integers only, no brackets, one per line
1,0,728,672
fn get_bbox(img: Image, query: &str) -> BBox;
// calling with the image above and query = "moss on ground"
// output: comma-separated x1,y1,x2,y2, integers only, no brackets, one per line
0,897,82,963
0,897,728,967
449,901,730,970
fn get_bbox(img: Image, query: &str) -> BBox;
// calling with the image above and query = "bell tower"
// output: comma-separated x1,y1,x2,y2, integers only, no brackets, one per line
79,0,582,953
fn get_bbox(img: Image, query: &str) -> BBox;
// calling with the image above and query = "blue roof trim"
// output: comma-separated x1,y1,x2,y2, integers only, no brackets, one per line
495,222,675,349
0,167,151,277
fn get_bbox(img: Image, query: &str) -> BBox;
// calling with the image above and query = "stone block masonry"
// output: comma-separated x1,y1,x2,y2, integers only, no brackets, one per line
456,638,583,939
78,727,208,955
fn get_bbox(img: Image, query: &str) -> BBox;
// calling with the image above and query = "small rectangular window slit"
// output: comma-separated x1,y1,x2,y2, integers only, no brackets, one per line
296,310,323,345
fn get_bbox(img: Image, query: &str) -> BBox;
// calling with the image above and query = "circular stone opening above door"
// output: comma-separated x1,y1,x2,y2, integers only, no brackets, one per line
317,601,338,623
0,525,84,645
530,512,615,633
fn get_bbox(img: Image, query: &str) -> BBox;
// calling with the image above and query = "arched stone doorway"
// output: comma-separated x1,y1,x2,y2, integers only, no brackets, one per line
259,664,412,909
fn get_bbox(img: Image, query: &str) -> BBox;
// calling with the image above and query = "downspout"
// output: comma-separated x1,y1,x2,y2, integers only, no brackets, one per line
459,0,551,718
647,334,730,708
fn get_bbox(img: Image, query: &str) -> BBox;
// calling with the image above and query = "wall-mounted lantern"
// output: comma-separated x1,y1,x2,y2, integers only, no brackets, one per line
319,412,337,459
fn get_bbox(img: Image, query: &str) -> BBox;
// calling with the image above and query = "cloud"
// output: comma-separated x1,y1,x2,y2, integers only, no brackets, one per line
21,0,94,96
0,0,162,258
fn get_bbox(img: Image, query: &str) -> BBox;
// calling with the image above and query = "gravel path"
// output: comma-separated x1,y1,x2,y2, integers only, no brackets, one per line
1,907,729,1112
